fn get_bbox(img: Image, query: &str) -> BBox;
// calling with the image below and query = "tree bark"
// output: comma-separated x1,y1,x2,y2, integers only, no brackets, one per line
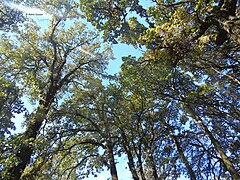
136,142,146,180
106,141,118,180
165,122,196,180
196,0,239,45
7,100,51,180
120,131,139,180
148,152,159,180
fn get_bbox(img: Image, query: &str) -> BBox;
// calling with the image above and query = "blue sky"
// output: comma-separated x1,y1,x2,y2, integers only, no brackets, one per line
109,44,142,74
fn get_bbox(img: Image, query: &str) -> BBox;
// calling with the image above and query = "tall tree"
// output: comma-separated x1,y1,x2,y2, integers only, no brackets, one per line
80,0,240,179
0,0,239,179
0,0,113,179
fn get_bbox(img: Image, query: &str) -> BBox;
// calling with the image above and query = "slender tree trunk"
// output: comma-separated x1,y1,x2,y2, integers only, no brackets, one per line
137,153,146,180
173,136,196,180
121,131,139,180
106,141,118,180
165,122,196,180
148,152,159,180
184,105,240,180
135,118,146,180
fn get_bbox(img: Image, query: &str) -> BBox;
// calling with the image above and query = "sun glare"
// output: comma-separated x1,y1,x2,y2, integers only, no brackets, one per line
3,1,51,18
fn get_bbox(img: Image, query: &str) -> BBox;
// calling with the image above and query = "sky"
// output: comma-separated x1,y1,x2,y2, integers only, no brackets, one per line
3,1,144,179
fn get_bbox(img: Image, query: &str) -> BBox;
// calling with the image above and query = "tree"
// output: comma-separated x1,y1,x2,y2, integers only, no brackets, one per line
0,0,113,179
117,53,239,179
0,77,26,177
80,0,240,179
49,78,120,180
0,50,26,178
0,0,239,179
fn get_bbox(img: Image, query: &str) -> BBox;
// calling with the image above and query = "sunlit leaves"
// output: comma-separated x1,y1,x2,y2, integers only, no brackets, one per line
0,0,115,178
0,0,239,179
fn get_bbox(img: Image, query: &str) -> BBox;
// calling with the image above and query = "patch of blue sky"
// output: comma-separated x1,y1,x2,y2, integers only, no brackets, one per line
85,155,132,180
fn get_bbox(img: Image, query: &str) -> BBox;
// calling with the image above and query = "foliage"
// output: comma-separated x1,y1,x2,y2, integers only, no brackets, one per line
80,0,240,179
0,0,239,180
0,0,113,179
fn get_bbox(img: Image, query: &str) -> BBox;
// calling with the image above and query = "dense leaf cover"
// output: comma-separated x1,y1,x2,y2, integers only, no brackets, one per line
0,0,239,179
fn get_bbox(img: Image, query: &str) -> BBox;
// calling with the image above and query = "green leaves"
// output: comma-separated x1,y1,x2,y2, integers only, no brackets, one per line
0,0,239,179
79,0,147,44
0,0,114,178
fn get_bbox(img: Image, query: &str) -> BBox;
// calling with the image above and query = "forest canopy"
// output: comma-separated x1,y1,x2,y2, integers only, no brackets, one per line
0,0,239,179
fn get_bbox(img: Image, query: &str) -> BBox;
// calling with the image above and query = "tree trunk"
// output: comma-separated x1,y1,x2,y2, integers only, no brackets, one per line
136,144,146,180
121,131,139,180
184,105,240,180
106,141,118,180
166,122,196,180
7,101,50,180
148,152,159,180
6,81,57,179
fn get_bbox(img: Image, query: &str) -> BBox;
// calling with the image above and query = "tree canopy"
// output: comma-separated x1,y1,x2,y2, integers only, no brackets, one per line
0,0,239,179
